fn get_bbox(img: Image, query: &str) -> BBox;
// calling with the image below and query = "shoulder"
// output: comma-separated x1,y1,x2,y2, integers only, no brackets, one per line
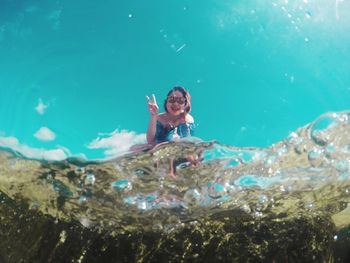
185,114,194,124
157,113,167,125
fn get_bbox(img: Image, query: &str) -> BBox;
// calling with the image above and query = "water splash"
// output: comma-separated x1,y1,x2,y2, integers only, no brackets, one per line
1,111,350,232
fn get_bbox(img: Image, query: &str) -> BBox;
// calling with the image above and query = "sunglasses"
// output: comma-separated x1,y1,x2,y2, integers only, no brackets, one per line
167,96,186,105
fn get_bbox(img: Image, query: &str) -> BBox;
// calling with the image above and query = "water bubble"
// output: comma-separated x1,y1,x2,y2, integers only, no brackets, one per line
123,196,137,205
306,202,314,209
254,211,263,217
308,148,323,161
258,195,268,204
138,201,149,210
30,201,40,210
287,132,303,145
338,114,348,123
309,114,338,146
264,155,276,166
84,173,95,185
241,204,251,213
237,175,258,187
52,181,73,197
305,12,311,19
207,182,226,199
325,143,335,156
277,144,288,156
338,172,349,181
304,37,309,42
111,180,132,192
334,160,349,173
75,167,85,173
184,188,202,206
133,168,147,176
78,195,88,204
334,235,338,241
224,181,236,192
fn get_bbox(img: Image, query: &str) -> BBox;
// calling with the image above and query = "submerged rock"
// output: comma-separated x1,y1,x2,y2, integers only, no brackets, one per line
0,190,337,263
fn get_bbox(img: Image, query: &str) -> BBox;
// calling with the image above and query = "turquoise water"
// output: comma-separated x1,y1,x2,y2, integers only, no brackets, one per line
1,0,350,161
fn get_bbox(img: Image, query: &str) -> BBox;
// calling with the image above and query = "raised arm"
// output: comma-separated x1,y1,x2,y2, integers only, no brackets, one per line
146,94,159,144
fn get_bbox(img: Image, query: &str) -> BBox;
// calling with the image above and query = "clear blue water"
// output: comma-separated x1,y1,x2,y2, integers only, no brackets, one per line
1,0,350,161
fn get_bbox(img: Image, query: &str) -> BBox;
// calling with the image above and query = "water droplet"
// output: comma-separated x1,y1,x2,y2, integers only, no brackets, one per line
304,37,309,42
111,180,132,192
128,14,133,18
334,235,338,241
305,12,311,19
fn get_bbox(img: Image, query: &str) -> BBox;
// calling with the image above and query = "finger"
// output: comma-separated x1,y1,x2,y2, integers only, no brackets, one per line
152,94,157,104
146,95,151,102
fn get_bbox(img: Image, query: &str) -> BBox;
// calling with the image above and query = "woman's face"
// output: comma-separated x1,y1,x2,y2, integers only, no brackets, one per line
166,90,186,116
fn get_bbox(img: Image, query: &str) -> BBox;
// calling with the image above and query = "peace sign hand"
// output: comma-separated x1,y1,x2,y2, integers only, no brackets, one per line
146,94,159,116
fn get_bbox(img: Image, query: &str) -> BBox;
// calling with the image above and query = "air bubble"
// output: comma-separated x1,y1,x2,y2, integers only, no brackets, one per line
208,182,226,199
308,148,323,161
184,189,202,206
309,114,338,146
111,180,132,192
85,173,96,185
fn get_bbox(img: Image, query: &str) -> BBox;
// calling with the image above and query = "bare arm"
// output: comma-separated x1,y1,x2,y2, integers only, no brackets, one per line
147,115,158,144
146,94,159,145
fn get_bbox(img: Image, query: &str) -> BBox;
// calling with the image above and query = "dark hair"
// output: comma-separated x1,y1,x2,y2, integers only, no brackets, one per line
163,86,192,113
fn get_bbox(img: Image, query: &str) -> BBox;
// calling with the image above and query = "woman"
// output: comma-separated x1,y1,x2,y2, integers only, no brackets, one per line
146,86,198,176
146,86,195,145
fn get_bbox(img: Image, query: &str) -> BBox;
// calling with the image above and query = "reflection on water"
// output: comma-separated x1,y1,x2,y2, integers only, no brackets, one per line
1,111,350,226
1,111,350,261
